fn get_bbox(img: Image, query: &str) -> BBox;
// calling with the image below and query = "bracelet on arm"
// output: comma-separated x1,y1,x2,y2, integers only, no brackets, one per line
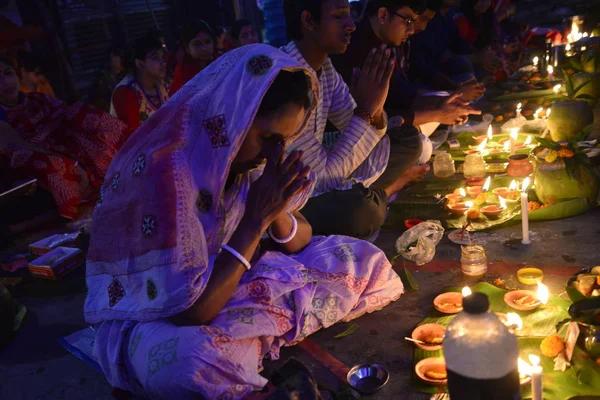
221,244,252,271
353,107,374,126
267,212,298,244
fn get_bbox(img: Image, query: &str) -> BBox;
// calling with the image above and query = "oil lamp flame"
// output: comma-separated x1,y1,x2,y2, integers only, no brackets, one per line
506,312,523,330
482,176,491,192
537,282,549,305
462,286,472,297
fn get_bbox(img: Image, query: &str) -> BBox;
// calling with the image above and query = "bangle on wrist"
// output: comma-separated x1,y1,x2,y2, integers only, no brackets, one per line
267,212,298,244
221,244,252,270
354,107,374,125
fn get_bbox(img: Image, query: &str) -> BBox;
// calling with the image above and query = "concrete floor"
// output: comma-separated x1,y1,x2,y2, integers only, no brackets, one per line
1,206,599,400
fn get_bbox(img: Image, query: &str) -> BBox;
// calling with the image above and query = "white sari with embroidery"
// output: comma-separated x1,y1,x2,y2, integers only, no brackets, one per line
85,44,403,399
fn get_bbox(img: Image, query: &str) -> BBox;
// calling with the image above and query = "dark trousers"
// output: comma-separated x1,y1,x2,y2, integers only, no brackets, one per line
302,125,422,239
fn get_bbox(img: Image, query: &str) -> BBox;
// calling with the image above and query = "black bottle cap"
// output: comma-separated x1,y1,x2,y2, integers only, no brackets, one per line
463,292,490,314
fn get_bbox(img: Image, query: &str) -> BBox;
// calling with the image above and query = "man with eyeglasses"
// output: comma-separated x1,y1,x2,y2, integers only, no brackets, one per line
333,0,481,130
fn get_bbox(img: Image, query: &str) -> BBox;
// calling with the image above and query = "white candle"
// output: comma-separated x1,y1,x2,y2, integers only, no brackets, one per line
547,65,554,80
521,177,531,244
516,103,522,118
529,354,543,400
510,128,519,155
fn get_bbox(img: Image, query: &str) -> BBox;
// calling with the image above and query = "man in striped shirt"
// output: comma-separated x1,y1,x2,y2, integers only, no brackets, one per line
282,0,429,239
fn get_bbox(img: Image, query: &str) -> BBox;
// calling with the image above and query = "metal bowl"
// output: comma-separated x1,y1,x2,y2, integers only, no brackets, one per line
347,363,389,394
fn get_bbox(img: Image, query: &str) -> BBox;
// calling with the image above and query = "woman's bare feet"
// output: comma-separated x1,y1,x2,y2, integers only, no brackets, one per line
384,164,431,199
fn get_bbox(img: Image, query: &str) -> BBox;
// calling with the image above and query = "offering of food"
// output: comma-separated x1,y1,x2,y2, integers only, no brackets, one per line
540,334,565,358
528,201,551,211
425,370,447,381
466,186,483,197
434,292,464,314
571,267,600,297
439,302,463,310
466,208,480,220
481,205,503,219
505,190,520,200
422,335,444,345
514,294,539,307
411,323,446,351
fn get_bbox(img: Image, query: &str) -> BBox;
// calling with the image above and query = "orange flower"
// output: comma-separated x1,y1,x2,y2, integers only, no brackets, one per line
558,148,575,158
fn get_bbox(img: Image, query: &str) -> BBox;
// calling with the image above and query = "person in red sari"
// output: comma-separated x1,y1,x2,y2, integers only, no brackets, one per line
0,56,130,220
169,21,216,96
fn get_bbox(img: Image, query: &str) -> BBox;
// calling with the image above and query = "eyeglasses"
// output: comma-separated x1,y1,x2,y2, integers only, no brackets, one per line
394,13,415,26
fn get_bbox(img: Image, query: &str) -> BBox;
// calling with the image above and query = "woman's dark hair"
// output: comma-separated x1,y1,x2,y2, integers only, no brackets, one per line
284,0,324,41
460,0,495,49
257,70,313,117
126,34,164,73
230,19,253,42
180,20,216,46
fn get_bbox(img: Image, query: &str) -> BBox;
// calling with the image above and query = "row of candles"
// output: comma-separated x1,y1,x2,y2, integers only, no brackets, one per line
451,175,532,244
461,284,549,400
533,57,557,80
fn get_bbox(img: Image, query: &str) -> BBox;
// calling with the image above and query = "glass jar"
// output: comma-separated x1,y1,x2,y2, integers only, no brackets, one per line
433,153,456,178
461,245,488,278
463,153,486,179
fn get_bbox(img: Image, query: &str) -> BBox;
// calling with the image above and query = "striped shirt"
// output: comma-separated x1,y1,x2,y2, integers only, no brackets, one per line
281,41,390,197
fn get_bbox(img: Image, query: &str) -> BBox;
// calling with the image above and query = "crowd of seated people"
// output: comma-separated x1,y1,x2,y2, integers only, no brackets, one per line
1,1,527,397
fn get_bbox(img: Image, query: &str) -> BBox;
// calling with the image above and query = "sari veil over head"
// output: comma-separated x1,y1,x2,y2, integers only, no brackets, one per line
85,44,318,324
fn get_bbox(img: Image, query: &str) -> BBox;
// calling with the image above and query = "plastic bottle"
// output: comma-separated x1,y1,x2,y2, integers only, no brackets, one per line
444,293,521,400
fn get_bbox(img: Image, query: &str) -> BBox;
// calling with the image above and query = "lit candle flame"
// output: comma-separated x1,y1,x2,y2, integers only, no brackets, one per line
487,124,493,140
482,176,491,192
545,55,550,62
465,201,473,209
524,136,532,146
546,108,552,119
459,187,466,197
583,32,589,38
499,196,507,209
462,286,472,297
529,354,541,367
534,108,544,119
533,56,539,66
553,84,561,95
566,43,571,51
506,312,523,330
537,282,549,305
518,357,532,375
547,65,553,75
503,141,510,151
477,138,488,152
510,128,519,140
581,46,587,51
509,180,517,191
522,177,531,192
516,103,522,113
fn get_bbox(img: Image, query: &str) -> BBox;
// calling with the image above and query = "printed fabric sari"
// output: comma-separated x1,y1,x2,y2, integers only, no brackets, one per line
2,93,130,219
85,44,404,399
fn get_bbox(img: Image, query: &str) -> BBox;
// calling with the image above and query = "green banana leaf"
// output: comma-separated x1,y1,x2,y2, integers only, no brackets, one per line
412,283,577,396
446,201,521,230
518,338,600,400
442,132,537,162
494,88,558,102
514,198,592,221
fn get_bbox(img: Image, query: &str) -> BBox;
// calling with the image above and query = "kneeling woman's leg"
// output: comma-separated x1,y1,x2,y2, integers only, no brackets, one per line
95,320,267,400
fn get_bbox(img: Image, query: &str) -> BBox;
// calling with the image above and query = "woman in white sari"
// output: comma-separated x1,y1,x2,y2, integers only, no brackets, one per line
85,44,404,399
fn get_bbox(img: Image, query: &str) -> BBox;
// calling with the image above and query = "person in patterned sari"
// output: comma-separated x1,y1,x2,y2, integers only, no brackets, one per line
110,34,169,131
85,44,403,399
0,56,131,220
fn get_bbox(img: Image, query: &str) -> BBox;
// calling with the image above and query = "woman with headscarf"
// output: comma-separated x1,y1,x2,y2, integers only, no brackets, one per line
0,56,130,220
85,44,403,399
169,21,216,96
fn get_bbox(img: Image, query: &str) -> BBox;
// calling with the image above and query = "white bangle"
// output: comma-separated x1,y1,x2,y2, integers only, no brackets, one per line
221,244,252,271
267,212,298,244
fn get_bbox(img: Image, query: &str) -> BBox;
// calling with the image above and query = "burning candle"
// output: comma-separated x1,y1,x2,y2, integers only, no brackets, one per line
459,187,466,198
583,32,589,38
516,103,522,118
462,286,472,297
521,177,531,244
523,136,532,146
487,124,493,140
505,312,523,331
509,180,517,191
529,354,543,400
537,282,549,305
533,56,539,67
482,176,491,192
477,138,488,153
518,357,531,376
499,196,507,210
509,128,519,155
533,108,543,120
553,84,561,95
547,65,554,80
565,43,571,52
